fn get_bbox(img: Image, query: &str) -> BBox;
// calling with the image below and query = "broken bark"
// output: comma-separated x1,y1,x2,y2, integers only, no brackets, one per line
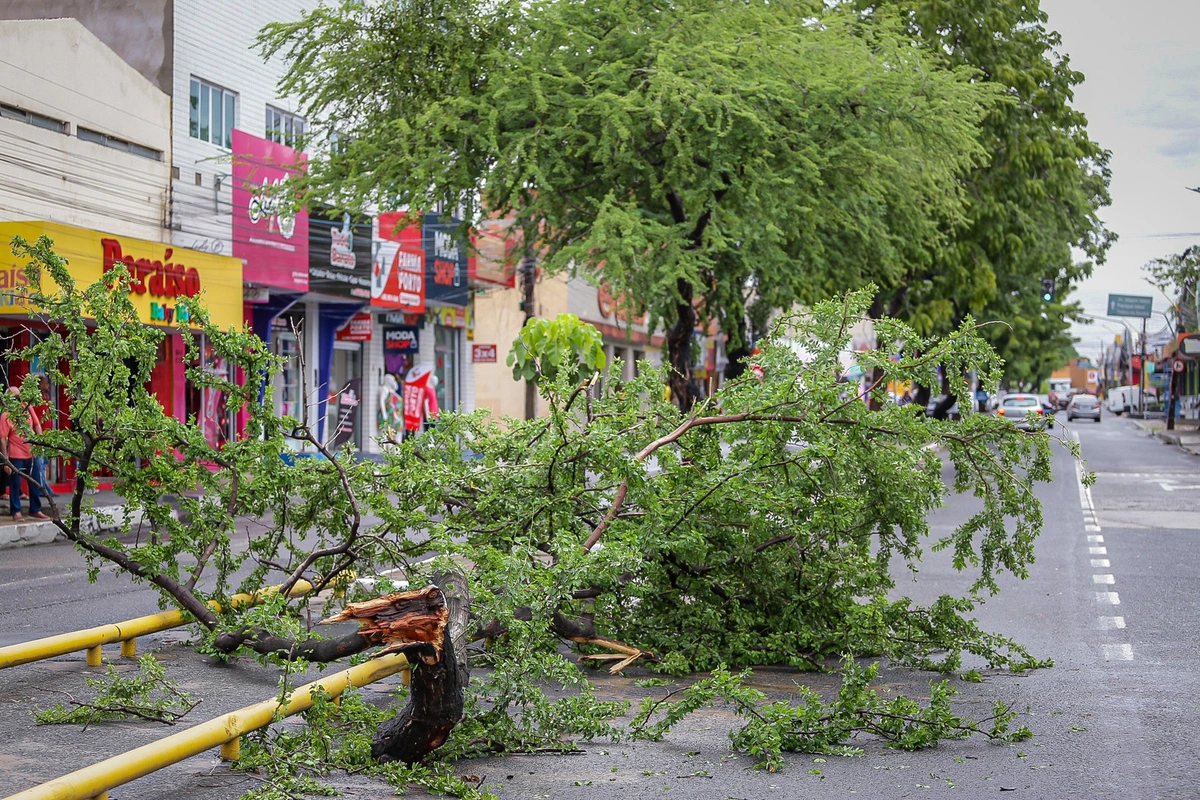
368,573,471,764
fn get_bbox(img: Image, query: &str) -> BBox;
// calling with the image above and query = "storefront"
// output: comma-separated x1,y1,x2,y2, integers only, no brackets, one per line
308,207,372,449
0,220,243,487
232,129,310,432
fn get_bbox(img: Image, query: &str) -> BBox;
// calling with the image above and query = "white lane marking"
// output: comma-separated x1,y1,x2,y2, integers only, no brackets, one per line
1076,429,1133,662
1103,643,1134,661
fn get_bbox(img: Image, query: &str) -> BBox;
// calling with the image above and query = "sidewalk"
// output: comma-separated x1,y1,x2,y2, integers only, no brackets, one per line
0,489,168,550
1131,417,1200,456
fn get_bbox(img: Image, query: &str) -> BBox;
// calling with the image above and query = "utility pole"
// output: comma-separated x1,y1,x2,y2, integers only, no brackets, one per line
521,251,537,421
1139,316,1147,417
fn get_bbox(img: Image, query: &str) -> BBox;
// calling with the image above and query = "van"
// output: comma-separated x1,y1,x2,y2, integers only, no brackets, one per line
1106,385,1139,415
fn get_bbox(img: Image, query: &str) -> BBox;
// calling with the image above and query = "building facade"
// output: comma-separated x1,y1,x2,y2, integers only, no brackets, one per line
0,18,244,489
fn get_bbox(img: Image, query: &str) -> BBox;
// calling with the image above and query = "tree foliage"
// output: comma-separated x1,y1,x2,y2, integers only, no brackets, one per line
8,234,1061,787
261,0,996,406
1145,246,1200,333
507,313,607,384
850,0,1114,386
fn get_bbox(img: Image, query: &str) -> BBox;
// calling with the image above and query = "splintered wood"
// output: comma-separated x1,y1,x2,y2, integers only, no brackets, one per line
324,586,448,661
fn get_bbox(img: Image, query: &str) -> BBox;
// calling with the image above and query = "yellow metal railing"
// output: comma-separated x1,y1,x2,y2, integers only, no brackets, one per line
4,652,411,800
0,582,313,670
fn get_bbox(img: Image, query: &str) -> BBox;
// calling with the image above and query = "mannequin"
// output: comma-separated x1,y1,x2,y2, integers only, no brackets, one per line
378,373,403,440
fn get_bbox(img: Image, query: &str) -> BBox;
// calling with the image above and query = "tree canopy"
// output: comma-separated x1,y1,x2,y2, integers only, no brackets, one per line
263,0,997,406
852,0,1114,387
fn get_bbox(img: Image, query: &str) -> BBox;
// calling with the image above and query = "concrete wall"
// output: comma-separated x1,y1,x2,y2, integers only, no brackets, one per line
0,0,173,93
169,0,311,258
472,274,570,421
0,18,171,242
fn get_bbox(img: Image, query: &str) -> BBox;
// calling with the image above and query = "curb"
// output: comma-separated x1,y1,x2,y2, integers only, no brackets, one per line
0,519,63,549
0,504,177,550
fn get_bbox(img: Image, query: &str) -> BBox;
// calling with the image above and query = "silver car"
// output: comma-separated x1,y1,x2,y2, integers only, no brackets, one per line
1066,392,1101,423
998,394,1048,431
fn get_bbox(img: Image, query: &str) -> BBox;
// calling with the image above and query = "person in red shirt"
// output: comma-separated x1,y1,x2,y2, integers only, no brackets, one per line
0,386,47,520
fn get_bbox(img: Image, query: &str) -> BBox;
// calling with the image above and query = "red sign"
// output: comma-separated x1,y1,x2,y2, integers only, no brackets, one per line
231,129,309,291
372,212,425,312
336,312,373,342
102,238,201,298
472,344,498,363
1174,359,1186,373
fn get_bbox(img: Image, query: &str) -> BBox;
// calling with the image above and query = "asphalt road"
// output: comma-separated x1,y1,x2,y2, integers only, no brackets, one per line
0,414,1196,799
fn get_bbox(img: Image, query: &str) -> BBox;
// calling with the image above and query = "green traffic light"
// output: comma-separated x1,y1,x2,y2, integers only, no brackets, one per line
1042,292,1052,302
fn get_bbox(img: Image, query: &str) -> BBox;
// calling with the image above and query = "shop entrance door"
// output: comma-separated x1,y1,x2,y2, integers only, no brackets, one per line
327,343,363,450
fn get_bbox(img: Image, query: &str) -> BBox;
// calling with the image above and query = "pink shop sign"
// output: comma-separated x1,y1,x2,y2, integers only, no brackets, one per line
232,129,309,291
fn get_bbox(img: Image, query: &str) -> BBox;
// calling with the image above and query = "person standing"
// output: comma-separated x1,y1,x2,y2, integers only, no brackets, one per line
0,385,47,521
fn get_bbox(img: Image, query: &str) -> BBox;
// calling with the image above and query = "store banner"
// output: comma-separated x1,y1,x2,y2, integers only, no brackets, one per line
372,212,426,312
336,311,373,342
0,220,243,330
383,325,420,374
423,212,469,307
473,217,518,288
309,207,373,300
231,129,308,291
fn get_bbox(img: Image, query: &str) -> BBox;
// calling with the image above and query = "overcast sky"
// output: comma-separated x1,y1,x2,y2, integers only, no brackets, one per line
1038,0,1200,360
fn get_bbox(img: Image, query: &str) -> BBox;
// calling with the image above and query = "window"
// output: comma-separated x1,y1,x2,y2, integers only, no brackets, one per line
266,105,305,149
0,102,67,133
189,78,236,147
77,127,162,161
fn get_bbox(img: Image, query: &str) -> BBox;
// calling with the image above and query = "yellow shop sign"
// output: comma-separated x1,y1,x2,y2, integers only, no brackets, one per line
0,221,243,330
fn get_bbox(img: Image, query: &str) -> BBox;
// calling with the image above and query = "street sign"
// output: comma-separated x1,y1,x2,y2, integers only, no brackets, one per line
1174,359,1186,373
1106,294,1153,318
1086,369,1098,384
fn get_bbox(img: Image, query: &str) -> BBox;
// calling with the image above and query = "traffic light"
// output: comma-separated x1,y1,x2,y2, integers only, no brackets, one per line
1040,277,1055,302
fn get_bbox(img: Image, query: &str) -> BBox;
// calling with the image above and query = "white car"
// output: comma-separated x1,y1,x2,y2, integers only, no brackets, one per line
997,394,1049,431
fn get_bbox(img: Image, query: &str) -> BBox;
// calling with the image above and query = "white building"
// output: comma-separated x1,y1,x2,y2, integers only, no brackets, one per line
1,1,478,455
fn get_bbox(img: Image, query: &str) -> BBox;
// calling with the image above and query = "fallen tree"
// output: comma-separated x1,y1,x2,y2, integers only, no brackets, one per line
6,235,1063,792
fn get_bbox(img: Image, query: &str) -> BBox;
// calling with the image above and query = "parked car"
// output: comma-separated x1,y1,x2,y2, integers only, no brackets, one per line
997,393,1049,431
1067,392,1102,423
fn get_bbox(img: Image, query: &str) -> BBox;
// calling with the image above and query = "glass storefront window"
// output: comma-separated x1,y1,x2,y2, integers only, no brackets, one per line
434,324,458,412
327,344,363,450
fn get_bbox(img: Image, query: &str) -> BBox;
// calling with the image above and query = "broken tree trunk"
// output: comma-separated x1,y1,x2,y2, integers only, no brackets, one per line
324,574,471,764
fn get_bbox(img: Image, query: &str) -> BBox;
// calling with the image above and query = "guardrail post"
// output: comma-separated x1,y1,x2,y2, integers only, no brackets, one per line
85,646,102,667
219,737,240,762
120,639,136,658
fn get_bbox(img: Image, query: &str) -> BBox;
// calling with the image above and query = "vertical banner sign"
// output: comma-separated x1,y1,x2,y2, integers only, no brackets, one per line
423,212,470,307
308,207,373,299
383,325,420,374
330,377,361,449
372,212,426,312
231,130,309,291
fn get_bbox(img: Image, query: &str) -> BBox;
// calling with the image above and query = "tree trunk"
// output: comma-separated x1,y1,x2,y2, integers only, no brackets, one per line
667,277,697,413
370,573,470,764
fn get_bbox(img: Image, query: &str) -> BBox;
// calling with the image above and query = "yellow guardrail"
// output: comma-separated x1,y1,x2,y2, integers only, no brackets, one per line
4,652,411,800
0,581,314,669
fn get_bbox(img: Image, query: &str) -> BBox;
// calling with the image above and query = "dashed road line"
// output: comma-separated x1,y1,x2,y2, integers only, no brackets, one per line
1073,428,1133,662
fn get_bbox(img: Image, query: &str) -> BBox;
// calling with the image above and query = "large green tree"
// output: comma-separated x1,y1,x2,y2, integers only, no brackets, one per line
263,0,995,408
849,0,1114,389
